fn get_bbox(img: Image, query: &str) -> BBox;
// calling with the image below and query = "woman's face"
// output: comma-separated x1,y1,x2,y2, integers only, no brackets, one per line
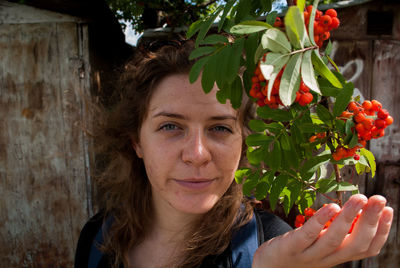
133,74,243,216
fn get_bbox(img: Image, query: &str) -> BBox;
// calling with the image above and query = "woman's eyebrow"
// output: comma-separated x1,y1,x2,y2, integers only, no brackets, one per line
152,112,237,121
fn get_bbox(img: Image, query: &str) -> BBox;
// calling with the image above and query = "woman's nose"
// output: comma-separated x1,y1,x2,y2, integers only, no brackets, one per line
181,130,212,166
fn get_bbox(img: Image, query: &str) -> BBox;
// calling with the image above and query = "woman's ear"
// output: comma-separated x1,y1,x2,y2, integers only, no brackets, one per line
131,138,143,158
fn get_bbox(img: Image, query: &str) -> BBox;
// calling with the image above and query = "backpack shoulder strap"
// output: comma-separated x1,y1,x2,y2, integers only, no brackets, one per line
230,210,260,268
88,216,114,268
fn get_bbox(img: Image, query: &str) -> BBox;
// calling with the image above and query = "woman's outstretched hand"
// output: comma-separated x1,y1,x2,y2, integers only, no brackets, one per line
252,194,393,268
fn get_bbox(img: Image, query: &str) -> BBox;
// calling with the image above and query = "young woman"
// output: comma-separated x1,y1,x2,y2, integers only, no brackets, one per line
75,40,393,268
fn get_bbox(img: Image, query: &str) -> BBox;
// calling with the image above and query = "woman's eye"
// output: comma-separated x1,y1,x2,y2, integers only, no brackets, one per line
211,125,232,133
159,123,180,131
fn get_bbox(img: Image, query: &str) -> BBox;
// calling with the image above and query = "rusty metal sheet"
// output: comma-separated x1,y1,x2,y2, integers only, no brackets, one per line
0,21,92,266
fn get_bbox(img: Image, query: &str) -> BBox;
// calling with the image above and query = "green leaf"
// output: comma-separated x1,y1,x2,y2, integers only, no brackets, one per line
316,104,333,124
257,105,293,121
337,181,358,192
235,168,252,184
268,140,282,170
316,178,338,193
187,19,202,39
284,6,310,49
307,0,319,45
300,153,331,175
255,181,269,200
230,20,272,34
201,54,218,93
301,50,320,94
243,172,259,196
298,191,316,213
218,0,236,32
312,50,342,88
280,131,291,151
189,46,216,60
225,39,245,84
246,133,274,146
235,0,253,23
360,148,376,178
244,33,259,72
296,0,306,12
297,122,327,133
247,146,265,165
318,76,340,96
261,53,290,99
249,119,268,132
266,11,278,26
261,28,291,53
333,83,354,117
196,7,223,46
269,174,289,211
349,131,359,148
200,34,229,45
189,56,209,83
261,0,273,12
280,53,302,106
285,180,302,214
264,122,284,134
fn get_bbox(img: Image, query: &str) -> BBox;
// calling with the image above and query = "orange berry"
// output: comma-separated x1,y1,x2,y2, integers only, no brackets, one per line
303,11,310,19
251,76,259,83
362,118,374,130
309,135,317,143
336,147,347,158
375,119,386,129
385,115,394,126
299,92,313,106
299,81,310,93
377,108,389,119
347,101,358,112
306,5,314,14
315,25,325,34
321,31,331,41
358,139,367,148
355,123,366,134
362,100,372,110
354,112,366,123
340,111,353,119
371,100,382,111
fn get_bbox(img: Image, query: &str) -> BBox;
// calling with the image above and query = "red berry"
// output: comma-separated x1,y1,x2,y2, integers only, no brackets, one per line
377,108,389,119
330,17,340,29
321,15,332,27
375,119,386,129
299,92,313,106
362,100,372,110
385,115,394,126
325,9,337,18
353,154,360,161
371,100,382,111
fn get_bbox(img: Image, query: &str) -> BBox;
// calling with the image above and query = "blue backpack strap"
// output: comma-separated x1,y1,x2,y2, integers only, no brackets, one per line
88,216,114,268
230,212,259,268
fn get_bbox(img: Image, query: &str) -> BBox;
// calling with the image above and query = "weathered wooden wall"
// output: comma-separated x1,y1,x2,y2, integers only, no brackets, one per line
0,3,92,266
329,0,400,267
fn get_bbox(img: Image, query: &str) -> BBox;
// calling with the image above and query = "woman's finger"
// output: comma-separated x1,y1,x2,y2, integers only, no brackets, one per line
289,203,341,254
302,194,367,262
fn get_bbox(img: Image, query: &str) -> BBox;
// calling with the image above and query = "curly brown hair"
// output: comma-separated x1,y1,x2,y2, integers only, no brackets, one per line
94,39,255,267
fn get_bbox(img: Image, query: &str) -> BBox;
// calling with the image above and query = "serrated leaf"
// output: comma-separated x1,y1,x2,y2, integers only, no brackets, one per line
249,119,268,132
298,123,328,133
200,34,229,45
189,46,216,60
286,180,302,214
225,39,245,84
264,122,285,133
244,33,259,72
316,104,333,124
189,56,210,83
312,50,342,88
243,172,259,196
235,168,252,184
349,131,359,148
196,7,223,46
254,43,265,64
300,153,331,175
235,0,253,23
360,148,376,178
218,0,236,32
246,133,274,146
284,6,310,49
261,0,272,12
280,53,302,106
255,181,269,200
337,181,358,192
187,19,203,39
316,178,337,193
269,140,282,170
269,174,289,211
333,83,354,117
257,105,293,121
307,0,319,45
230,20,272,34
318,76,341,96
280,131,291,151
261,28,291,53
298,191,316,213
266,11,278,25
261,53,290,99
301,50,320,94
247,147,265,165
201,54,217,93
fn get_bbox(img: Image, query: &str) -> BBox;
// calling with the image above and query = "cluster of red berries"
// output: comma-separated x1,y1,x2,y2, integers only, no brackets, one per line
249,63,313,108
274,6,340,48
304,6,340,47
295,206,360,233
332,100,393,161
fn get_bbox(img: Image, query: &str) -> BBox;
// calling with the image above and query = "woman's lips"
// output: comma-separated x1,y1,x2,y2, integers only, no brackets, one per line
174,178,214,190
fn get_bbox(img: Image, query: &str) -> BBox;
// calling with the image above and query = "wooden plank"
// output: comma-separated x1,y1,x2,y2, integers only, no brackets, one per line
0,21,91,266
369,40,400,162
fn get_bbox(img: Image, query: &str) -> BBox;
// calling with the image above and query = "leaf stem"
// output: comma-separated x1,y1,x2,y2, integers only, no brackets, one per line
289,45,319,56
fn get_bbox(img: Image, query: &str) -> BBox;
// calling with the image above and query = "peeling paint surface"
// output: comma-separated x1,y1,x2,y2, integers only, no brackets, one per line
0,21,91,267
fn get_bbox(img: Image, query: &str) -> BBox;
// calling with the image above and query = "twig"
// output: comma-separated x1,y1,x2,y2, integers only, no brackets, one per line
334,163,343,207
